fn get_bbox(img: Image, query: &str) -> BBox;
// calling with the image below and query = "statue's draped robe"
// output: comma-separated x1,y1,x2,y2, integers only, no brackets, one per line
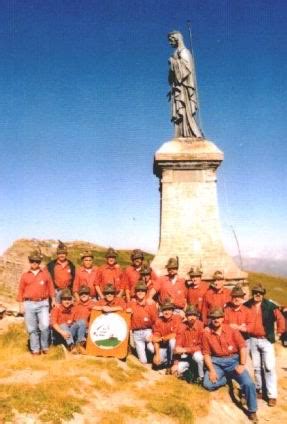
169,47,202,138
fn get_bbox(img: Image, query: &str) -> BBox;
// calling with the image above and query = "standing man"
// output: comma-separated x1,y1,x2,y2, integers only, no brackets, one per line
140,263,158,299
127,281,158,364
224,285,252,340
202,307,258,423
46,241,75,303
123,249,157,302
148,258,187,314
201,270,231,324
185,266,208,315
171,305,204,383
151,300,182,372
95,248,124,299
245,284,285,406
73,251,98,301
17,250,55,355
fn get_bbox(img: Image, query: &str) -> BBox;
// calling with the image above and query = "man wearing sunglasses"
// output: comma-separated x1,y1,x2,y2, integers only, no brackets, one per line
17,250,55,355
202,307,258,423
245,284,285,407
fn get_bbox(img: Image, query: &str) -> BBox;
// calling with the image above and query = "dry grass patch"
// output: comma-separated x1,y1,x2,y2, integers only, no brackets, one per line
0,377,85,423
137,376,210,424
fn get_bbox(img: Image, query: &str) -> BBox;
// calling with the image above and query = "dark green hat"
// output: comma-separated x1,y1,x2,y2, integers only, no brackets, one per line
80,250,94,260
185,304,200,316
135,281,148,292
252,283,266,295
140,263,152,276
57,240,68,254
60,288,73,299
231,285,245,297
79,285,90,296
103,284,116,295
28,250,43,262
161,299,175,311
105,247,117,258
131,249,144,260
208,307,224,319
166,257,178,269
213,270,224,280
188,266,203,278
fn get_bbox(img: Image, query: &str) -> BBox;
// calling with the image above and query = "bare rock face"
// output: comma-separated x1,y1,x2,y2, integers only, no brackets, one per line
0,239,106,295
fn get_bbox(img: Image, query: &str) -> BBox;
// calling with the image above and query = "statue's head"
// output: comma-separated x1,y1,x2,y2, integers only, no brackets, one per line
168,31,184,48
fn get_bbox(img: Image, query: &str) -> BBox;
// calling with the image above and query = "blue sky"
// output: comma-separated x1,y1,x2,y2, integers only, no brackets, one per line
1,0,286,259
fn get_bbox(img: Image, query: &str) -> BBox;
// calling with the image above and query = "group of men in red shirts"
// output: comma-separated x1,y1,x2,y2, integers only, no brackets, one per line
17,241,286,423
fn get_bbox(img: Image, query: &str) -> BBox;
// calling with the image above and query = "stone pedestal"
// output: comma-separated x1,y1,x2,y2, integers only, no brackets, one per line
151,137,247,282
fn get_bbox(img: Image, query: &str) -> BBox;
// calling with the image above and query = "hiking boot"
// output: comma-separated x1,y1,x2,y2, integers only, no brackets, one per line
41,349,49,355
67,344,78,354
248,412,258,423
256,390,263,399
76,343,86,355
165,367,172,375
268,398,276,407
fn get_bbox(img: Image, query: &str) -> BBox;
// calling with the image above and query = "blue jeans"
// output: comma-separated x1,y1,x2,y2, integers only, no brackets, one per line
59,320,87,346
203,355,257,413
249,337,277,398
132,329,154,363
24,299,50,353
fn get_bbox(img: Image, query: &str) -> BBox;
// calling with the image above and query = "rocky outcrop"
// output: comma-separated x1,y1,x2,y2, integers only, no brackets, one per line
0,239,107,295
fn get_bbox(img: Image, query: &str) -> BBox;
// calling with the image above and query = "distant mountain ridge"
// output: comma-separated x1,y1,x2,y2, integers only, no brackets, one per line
233,255,287,278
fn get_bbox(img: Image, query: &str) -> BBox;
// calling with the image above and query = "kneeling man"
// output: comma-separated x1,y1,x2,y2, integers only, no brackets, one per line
202,307,258,422
151,300,182,372
127,281,158,364
51,289,86,354
172,304,204,383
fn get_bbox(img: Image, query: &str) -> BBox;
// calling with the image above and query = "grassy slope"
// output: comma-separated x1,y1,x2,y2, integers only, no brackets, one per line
0,324,209,424
248,272,287,305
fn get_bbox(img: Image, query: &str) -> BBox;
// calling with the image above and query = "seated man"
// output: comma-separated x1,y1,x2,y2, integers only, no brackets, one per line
51,288,86,354
151,300,182,372
127,280,158,364
93,284,126,312
202,307,258,423
74,285,97,323
172,304,204,383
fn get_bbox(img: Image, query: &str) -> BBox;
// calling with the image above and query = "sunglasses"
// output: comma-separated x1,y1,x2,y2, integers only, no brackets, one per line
62,297,72,300
30,260,41,264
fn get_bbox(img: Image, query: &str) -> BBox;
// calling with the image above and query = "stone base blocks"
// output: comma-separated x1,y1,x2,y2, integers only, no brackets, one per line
151,137,247,283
